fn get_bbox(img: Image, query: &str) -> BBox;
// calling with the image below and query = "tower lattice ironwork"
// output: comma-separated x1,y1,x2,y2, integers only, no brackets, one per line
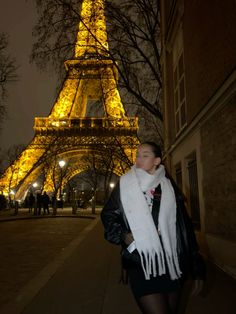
0,0,139,200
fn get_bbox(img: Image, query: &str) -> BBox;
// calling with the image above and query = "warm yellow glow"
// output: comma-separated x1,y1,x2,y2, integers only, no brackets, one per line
0,140,45,197
49,58,128,121
49,79,79,119
0,0,139,200
34,117,138,133
75,0,109,58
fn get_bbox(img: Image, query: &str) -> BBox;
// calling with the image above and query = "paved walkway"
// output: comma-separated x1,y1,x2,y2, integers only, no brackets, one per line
0,206,96,221
0,208,235,313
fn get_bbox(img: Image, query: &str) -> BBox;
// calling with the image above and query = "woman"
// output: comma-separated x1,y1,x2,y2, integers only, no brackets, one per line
101,142,206,314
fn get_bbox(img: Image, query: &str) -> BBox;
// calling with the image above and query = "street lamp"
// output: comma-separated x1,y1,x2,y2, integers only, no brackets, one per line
9,189,15,202
110,182,115,189
32,182,38,188
58,160,66,202
58,160,66,168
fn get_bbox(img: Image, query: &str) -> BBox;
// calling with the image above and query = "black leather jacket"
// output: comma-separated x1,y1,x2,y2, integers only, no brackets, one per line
101,182,206,280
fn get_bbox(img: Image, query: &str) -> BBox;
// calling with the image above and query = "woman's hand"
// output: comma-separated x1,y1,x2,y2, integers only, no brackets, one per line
191,279,204,296
124,233,134,245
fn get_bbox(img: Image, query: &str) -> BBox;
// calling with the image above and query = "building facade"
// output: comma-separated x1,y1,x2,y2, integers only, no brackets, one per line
160,0,236,278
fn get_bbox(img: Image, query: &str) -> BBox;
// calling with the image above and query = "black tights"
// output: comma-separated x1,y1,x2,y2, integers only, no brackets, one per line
136,290,181,314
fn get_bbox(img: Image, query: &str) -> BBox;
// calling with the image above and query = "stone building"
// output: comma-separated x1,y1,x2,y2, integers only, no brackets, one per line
160,0,236,278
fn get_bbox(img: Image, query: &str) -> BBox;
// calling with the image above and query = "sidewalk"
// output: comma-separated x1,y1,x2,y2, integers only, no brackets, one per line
0,211,235,313
0,217,139,314
0,206,97,222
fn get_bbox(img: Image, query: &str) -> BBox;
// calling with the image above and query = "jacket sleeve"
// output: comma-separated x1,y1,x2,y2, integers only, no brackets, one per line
176,193,206,280
101,182,126,245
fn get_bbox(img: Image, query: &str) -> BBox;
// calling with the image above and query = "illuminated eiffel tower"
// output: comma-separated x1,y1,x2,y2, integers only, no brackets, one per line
0,0,139,200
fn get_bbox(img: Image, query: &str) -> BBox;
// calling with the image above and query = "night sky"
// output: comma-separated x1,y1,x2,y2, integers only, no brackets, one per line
0,0,58,151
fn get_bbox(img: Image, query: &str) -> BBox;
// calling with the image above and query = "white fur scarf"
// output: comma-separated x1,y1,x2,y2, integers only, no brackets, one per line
120,165,182,280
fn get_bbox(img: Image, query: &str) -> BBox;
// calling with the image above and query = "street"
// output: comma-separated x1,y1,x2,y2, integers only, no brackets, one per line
0,216,92,308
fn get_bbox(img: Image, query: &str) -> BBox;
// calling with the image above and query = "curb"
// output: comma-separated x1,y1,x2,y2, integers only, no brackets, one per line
0,214,96,223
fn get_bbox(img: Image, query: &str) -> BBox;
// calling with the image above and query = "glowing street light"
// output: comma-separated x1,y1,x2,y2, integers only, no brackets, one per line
32,182,38,188
58,160,66,168
9,190,15,204
110,182,115,189
58,160,66,202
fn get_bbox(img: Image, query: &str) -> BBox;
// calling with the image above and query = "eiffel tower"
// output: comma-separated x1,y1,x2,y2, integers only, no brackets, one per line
0,0,139,200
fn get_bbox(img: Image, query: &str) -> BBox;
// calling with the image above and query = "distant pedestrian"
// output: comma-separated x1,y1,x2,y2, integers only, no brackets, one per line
0,194,7,210
52,194,57,215
36,192,42,215
14,200,19,215
42,191,50,215
28,192,35,213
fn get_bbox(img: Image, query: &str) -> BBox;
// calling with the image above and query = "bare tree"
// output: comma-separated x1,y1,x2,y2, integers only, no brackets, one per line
40,154,70,201
78,151,116,214
31,0,163,139
0,32,18,129
1,144,25,205
106,0,162,120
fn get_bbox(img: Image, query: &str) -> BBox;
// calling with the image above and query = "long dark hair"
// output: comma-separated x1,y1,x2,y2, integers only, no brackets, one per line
141,141,162,159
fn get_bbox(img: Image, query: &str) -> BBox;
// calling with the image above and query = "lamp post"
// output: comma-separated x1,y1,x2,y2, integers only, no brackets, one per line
58,160,66,207
9,190,18,215
109,182,115,199
72,188,78,214
9,190,15,209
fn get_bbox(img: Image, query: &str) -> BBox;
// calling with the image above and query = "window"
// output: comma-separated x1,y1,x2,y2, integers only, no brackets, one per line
175,162,182,190
187,152,201,230
173,28,187,135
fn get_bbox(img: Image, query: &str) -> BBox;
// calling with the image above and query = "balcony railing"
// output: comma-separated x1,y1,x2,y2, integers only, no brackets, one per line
34,117,138,134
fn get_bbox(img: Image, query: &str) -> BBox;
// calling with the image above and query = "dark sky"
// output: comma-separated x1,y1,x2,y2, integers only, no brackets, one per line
0,0,58,151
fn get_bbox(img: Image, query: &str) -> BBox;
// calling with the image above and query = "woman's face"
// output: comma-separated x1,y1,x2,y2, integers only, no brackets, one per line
135,144,161,174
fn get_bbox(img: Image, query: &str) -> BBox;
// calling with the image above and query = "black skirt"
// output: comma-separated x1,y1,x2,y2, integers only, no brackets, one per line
124,185,184,298
127,259,183,299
